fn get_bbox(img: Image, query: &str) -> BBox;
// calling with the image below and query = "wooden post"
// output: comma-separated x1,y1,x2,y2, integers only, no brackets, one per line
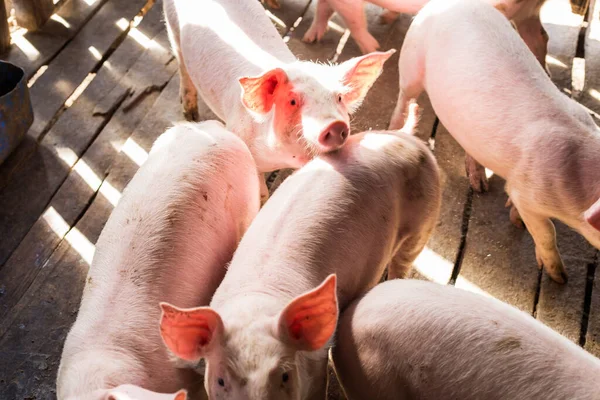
0,0,10,54
12,0,53,31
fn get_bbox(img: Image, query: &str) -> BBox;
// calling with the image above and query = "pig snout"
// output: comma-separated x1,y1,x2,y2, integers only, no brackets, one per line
318,121,349,151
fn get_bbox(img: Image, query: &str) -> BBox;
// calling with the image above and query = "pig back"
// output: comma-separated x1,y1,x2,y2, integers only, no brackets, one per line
58,121,260,396
334,279,600,400
214,131,440,310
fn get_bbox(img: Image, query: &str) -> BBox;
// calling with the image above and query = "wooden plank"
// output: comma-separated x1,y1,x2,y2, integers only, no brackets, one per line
25,0,148,142
12,0,54,31
0,75,209,399
0,0,147,194
0,3,177,322
0,0,9,54
0,0,150,266
1,0,109,79
583,0,600,358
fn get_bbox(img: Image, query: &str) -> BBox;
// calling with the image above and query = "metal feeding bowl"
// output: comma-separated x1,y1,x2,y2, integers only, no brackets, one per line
0,61,34,165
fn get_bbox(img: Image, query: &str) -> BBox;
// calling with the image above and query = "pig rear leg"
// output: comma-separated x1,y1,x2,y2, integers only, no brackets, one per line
303,0,334,43
510,196,567,283
328,0,380,54
465,154,489,192
388,230,431,280
179,61,199,122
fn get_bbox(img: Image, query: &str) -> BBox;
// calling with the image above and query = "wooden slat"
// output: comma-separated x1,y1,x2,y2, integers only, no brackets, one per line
0,2,177,322
0,0,150,267
1,0,109,78
0,74,198,399
583,0,600,358
12,0,54,31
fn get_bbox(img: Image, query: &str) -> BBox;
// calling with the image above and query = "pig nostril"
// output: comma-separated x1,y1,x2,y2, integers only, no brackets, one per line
341,130,348,140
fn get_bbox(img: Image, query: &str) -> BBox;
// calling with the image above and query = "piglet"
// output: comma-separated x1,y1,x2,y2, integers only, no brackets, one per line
158,104,441,399
303,0,548,71
163,0,395,201
388,0,600,283
56,121,261,400
333,279,600,400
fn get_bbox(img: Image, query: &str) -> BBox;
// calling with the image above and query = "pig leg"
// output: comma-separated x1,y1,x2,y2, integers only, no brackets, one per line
260,172,270,206
509,195,567,283
388,227,434,280
327,0,380,54
390,49,424,130
505,197,524,229
465,154,489,193
176,56,199,122
380,10,399,25
515,15,550,75
261,0,281,9
303,0,335,43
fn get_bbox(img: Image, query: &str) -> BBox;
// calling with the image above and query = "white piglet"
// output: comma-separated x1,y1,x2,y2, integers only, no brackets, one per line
57,121,261,400
389,0,600,283
163,0,395,197
333,279,600,400
158,106,441,400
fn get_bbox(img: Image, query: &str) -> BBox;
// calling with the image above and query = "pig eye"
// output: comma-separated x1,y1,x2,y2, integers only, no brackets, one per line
338,95,342,103
218,378,225,387
290,99,297,106
282,372,289,383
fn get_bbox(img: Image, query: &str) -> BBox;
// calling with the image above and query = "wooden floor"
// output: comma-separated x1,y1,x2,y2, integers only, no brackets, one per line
1,0,599,398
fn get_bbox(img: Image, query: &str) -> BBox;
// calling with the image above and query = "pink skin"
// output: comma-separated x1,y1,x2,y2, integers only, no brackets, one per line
388,0,600,284
303,0,548,71
159,106,441,400
333,280,600,400
56,121,261,400
163,0,395,204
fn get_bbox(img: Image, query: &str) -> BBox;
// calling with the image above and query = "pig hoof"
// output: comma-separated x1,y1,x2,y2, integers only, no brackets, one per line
536,251,567,284
356,36,381,55
379,10,399,25
468,174,489,193
302,30,317,44
262,0,281,9
183,106,199,122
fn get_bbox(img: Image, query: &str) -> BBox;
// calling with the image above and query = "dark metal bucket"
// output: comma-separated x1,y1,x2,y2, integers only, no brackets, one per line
0,61,34,165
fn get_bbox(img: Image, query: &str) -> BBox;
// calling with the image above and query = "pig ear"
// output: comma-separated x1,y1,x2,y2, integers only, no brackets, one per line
159,302,223,362
239,68,289,114
584,198,600,231
277,274,338,351
340,49,396,112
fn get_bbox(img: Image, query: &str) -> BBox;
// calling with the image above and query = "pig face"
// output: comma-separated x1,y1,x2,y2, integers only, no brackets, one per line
239,51,395,168
159,275,338,400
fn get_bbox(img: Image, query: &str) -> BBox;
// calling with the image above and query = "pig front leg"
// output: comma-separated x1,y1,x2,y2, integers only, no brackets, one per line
509,194,567,283
327,0,380,54
505,197,524,229
465,153,489,192
303,0,335,44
